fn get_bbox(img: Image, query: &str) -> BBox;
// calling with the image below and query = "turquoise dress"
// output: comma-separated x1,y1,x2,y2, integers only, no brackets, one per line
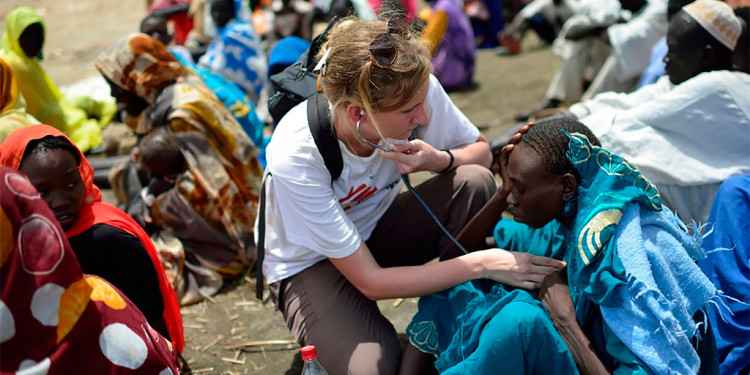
407,132,718,374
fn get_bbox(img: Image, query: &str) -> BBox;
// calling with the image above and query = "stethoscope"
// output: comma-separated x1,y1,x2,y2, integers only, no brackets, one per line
356,111,393,152
355,111,469,255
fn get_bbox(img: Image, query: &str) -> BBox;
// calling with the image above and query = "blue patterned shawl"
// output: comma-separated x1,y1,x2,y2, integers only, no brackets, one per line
563,132,716,374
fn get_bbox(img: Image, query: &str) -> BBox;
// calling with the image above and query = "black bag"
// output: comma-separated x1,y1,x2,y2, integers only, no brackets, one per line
267,17,340,125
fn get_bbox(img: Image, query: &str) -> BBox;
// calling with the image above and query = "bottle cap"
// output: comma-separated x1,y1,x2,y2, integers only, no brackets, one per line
301,345,318,361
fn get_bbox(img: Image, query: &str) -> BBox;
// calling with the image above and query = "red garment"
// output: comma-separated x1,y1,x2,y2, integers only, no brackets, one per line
0,165,180,373
149,0,194,45
0,124,184,353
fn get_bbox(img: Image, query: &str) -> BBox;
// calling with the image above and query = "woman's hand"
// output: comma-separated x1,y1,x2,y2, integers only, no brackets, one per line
381,139,448,174
538,269,612,374
479,249,566,290
498,144,514,195
537,269,577,326
495,121,534,193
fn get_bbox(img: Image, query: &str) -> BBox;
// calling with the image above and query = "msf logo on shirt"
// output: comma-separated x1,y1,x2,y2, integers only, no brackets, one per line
339,184,378,211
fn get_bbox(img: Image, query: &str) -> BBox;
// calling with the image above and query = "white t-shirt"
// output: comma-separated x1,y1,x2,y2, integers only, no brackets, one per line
258,75,480,283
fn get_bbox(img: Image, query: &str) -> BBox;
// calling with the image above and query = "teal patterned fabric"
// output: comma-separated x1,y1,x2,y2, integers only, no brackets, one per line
561,131,662,324
562,131,715,373
407,283,579,375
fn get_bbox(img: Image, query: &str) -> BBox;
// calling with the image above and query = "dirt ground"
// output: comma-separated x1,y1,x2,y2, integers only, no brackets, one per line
1,1,560,374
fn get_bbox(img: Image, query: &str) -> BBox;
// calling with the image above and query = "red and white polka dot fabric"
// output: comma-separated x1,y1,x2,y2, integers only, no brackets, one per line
0,166,180,374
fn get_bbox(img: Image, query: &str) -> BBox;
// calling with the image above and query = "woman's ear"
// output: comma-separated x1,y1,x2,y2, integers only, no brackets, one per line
561,173,578,201
345,104,364,123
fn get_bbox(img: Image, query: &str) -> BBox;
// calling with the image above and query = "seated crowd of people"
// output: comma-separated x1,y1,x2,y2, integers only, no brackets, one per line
0,0,748,373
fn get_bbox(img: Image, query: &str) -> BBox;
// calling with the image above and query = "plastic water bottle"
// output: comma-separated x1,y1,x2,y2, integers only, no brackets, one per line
301,345,329,375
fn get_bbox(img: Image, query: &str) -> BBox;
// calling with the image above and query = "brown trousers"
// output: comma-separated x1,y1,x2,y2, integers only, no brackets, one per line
269,165,496,375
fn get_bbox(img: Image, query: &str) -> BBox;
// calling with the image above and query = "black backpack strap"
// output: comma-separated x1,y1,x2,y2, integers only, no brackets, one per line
256,94,340,300
255,173,270,300
307,93,342,181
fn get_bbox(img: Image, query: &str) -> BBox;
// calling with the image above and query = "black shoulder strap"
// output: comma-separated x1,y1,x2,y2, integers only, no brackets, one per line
256,93,341,300
307,92,342,181
255,173,270,300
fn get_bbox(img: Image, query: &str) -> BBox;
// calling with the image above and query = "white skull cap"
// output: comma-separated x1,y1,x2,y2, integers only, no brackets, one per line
683,0,742,51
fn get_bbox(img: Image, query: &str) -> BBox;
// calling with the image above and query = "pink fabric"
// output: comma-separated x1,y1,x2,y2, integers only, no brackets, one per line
368,0,418,22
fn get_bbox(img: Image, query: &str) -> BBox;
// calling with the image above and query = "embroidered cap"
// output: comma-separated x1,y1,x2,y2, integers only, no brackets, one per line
683,0,742,50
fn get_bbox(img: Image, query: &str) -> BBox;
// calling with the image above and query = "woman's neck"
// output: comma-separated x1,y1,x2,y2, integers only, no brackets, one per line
332,109,376,157
559,215,574,229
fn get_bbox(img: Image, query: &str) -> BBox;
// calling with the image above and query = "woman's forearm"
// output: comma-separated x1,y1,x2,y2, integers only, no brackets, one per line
555,318,611,375
333,243,561,300
331,245,491,300
451,134,492,168
455,189,510,252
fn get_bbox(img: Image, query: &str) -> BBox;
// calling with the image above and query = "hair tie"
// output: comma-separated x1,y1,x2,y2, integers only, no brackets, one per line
437,149,454,173
314,47,331,72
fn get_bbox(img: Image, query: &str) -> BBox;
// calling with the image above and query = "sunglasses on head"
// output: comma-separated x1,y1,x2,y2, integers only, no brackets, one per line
368,17,410,67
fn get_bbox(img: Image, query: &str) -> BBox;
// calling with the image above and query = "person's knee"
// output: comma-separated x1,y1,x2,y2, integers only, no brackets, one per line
494,300,554,340
454,164,496,197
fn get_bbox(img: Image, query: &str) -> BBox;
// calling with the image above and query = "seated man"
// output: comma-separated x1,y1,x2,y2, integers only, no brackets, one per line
637,3,747,87
567,0,747,223
499,0,578,55
515,0,666,120
402,119,719,374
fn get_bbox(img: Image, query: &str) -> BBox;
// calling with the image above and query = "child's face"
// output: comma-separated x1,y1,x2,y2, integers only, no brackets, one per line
142,151,184,179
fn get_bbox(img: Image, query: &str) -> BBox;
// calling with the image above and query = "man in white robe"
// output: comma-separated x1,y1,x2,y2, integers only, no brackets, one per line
501,0,580,50
515,0,667,120
568,0,747,223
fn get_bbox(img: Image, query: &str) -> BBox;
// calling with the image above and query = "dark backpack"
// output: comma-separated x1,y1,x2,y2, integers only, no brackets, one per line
266,16,343,180
267,17,339,126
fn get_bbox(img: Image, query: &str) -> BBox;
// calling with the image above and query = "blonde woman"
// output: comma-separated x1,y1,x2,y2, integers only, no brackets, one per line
260,17,565,374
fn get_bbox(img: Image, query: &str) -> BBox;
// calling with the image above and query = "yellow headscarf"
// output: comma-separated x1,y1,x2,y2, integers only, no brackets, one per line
1,6,46,60
0,6,114,153
0,7,64,127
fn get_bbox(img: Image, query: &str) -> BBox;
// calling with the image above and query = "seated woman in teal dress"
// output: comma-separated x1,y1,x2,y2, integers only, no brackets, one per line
402,118,719,374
